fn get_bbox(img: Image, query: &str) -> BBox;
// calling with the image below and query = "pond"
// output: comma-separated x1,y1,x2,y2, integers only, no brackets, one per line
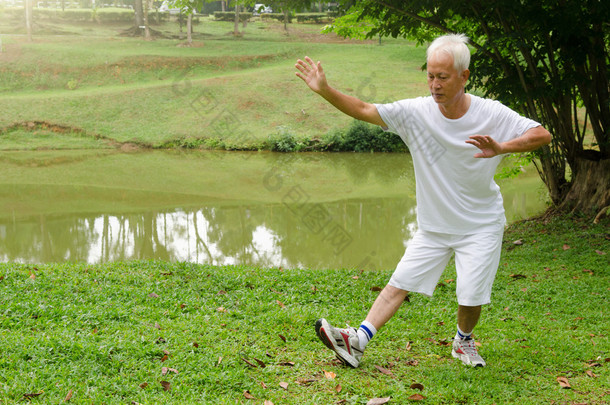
0,150,548,270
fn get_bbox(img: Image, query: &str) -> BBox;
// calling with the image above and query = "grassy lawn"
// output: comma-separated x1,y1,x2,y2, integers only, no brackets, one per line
0,16,426,150
0,215,608,404
1,13,607,405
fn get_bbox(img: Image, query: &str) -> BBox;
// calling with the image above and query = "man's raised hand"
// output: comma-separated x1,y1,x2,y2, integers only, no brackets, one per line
295,56,327,94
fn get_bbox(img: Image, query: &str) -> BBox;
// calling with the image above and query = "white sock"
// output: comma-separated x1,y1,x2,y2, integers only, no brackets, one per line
455,325,472,340
357,320,377,349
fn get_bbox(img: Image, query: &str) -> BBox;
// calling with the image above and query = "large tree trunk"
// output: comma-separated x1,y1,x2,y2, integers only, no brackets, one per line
134,0,144,28
186,13,192,44
143,0,151,40
559,156,610,216
233,2,240,36
25,0,33,42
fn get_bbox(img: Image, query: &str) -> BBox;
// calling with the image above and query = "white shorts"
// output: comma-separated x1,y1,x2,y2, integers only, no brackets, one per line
388,229,504,306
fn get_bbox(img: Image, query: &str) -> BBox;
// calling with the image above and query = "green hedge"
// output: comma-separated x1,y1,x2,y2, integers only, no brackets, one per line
260,12,293,23
3,7,136,23
94,8,135,23
213,11,252,22
295,12,332,23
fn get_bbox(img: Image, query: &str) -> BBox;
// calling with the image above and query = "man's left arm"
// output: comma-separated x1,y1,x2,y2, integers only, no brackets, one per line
466,126,552,158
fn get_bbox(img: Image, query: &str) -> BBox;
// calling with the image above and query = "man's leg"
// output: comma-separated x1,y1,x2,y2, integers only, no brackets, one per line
452,304,486,367
451,231,503,367
365,284,410,330
457,304,481,334
316,230,451,367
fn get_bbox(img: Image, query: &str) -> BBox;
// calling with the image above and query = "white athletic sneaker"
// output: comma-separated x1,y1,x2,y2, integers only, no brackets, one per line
315,318,363,368
452,337,486,367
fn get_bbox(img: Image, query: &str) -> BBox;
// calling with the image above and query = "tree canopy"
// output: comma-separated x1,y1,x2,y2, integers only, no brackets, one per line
330,0,610,217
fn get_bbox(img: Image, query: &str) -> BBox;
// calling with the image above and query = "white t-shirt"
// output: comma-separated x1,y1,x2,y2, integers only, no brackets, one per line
375,95,541,234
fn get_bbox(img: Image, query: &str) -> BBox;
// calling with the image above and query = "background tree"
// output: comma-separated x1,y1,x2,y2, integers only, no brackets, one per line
265,0,313,33
329,0,609,218
25,0,33,42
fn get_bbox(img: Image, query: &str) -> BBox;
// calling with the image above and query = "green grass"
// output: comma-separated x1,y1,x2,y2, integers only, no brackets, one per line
0,17,427,149
0,215,608,404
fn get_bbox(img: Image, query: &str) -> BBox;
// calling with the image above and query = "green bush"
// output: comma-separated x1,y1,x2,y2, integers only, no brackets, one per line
260,12,293,23
295,12,330,23
264,122,407,153
320,120,408,152
37,8,93,21
343,120,406,152
265,127,311,152
213,11,252,22
95,8,134,23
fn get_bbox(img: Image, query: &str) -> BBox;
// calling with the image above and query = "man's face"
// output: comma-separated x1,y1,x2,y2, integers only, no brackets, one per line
427,51,469,107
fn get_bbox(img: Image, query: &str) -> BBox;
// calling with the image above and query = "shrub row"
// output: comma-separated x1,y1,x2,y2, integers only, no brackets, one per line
213,11,252,22
295,12,333,23
260,13,293,23
161,121,408,153
3,7,134,22
2,7,175,23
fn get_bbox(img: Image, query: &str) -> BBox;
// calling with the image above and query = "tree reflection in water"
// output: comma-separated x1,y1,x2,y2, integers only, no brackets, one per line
0,150,546,269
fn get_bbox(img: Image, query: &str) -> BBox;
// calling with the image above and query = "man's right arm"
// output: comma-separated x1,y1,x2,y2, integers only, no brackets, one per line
295,56,386,127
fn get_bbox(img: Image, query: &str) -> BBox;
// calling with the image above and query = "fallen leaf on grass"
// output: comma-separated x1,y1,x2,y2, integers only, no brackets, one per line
352,276,359,280
595,250,606,255
406,341,412,351
160,354,168,362
254,358,266,368
216,306,227,313
264,401,274,405
513,239,524,245
408,394,425,401
23,392,43,399
160,381,171,392
161,367,178,376
370,286,383,292
139,382,148,389
278,334,287,342
278,361,295,367
193,342,199,348
154,322,162,330
148,293,160,298
510,274,527,279
241,357,258,368
276,300,285,308
335,384,342,393
374,365,394,377
557,376,571,389
405,359,419,366
64,390,73,402
586,370,597,378
296,378,317,386
410,383,424,391
323,370,336,379
243,390,255,399
562,244,571,250
366,397,391,405
279,382,289,390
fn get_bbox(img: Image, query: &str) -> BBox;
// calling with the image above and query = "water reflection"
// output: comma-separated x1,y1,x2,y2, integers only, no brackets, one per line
0,150,547,269
0,199,417,269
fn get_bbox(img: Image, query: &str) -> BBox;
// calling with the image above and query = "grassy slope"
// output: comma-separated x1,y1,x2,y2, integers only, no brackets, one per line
0,18,427,149
0,216,608,404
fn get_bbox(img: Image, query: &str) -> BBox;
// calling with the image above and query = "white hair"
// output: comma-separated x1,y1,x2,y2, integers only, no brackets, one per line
426,33,471,73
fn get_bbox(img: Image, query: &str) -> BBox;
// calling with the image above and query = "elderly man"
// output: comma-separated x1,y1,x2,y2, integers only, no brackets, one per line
295,34,551,367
